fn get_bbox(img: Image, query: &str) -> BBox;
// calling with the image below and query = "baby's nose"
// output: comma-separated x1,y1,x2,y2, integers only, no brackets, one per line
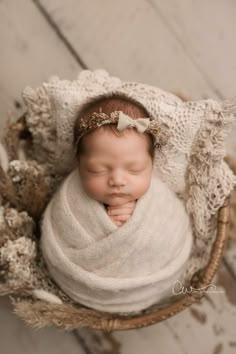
108,171,126,187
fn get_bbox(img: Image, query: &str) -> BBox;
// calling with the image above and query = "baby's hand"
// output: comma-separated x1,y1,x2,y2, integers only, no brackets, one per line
107,200,137,227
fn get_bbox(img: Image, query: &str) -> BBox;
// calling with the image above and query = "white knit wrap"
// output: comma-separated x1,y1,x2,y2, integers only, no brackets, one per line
41,169,193,313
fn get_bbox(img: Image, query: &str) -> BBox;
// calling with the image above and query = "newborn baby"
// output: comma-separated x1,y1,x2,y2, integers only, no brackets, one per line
41,93,193,313
74,95,155,226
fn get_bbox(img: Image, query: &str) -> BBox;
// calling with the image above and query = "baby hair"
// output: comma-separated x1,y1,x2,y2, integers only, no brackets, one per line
73,93,155,159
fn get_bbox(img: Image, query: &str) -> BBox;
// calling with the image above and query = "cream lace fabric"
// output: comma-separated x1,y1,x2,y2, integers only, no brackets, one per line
22,69,236,283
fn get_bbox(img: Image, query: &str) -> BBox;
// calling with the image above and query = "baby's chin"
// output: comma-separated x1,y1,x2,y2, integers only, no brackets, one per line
102,195,135,207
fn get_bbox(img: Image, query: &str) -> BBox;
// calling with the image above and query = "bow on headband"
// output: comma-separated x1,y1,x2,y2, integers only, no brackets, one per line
117,112,150,133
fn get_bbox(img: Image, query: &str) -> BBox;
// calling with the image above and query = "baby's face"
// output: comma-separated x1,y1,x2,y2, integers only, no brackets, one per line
78,129,153,206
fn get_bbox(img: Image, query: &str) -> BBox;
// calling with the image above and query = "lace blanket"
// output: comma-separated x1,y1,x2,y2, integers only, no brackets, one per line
40,168,193,313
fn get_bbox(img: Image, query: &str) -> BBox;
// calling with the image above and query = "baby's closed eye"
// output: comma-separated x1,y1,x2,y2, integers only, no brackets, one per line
87,168,144,174
87,169,107,174
128,168,145,174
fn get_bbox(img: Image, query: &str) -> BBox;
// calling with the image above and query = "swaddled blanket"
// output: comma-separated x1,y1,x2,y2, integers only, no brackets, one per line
41,168,193,313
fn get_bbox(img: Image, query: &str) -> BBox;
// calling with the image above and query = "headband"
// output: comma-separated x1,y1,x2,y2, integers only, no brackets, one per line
74,108,170,149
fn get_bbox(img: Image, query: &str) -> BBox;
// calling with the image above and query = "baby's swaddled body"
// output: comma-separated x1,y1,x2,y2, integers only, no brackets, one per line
41,167,193,313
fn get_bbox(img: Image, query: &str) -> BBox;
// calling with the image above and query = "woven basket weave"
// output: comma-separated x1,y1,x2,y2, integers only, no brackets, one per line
0,114,232,332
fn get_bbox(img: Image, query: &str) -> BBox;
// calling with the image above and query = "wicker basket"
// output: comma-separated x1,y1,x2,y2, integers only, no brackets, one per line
0,115,232,332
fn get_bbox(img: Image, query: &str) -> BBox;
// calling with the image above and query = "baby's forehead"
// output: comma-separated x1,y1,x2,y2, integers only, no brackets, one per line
82,128,150,158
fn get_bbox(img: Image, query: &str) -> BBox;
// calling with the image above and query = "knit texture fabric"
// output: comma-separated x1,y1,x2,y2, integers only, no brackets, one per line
41,168,193,313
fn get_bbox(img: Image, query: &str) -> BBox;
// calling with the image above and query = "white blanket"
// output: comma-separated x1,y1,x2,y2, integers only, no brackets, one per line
40,169,193,313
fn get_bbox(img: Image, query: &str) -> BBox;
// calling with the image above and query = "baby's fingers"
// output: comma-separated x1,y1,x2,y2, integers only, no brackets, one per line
109,215,124,226
121,200,137,208
112,214,131,222
108,208,133,216
115,221,123,227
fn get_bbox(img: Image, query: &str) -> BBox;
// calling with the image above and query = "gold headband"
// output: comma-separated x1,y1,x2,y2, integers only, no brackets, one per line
75,108,170,149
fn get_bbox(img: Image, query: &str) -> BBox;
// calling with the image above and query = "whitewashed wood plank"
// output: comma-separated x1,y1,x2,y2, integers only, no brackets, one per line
0,296,85,354
75,265,236,354
0,0,82,131
150,0,236,99
37,0,219,100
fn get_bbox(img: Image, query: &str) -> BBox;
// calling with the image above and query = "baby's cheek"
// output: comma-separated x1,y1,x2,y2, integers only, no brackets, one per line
83,179,104,199
132,176,151,198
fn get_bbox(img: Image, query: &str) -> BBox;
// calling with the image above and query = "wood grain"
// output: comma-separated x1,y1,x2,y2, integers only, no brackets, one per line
0,0,81,133
37,0,220,99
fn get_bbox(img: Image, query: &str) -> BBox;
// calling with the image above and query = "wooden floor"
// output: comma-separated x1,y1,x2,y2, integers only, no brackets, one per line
1,0,236,353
